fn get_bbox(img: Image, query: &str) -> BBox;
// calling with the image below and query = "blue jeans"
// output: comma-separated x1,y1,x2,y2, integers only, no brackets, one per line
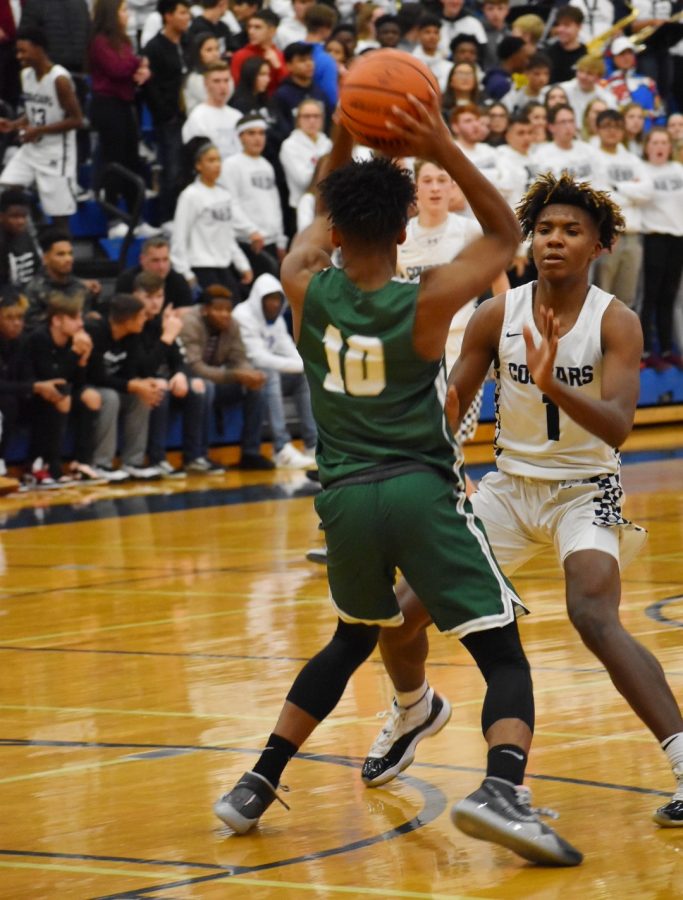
147,384,206,465
202,379,267,457
264,370,317,453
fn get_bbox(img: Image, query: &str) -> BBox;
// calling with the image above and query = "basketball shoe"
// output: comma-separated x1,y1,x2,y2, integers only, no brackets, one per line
214,771,289,834
452,777,583,866
361,688,452,786
653,765,683,826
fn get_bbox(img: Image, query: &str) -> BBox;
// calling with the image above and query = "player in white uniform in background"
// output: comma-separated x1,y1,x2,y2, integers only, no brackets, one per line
397,158,509,441
0,28,83,231
362,173,683,829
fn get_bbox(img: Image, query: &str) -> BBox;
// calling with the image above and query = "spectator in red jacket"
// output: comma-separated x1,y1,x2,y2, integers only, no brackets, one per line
231,9,286,95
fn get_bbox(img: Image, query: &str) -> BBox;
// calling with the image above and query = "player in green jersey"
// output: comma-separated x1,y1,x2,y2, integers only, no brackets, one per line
213,94,583,866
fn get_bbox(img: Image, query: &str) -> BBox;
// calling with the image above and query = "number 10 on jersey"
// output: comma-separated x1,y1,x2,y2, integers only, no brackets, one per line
323,325,386,396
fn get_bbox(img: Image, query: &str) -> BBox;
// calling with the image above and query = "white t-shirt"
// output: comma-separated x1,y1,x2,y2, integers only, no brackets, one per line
641,161,683,236
592,145,653,233
220,152,286,248
530,139,600,183
279,128,333,208
559,77,616,125
411,46,452,92
182,104,242,159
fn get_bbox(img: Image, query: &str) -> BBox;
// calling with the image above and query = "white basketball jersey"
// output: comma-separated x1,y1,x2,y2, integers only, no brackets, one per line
21,65,76,174
494,282,620,480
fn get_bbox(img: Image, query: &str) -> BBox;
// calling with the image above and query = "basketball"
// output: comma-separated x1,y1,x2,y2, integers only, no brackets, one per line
338,49,441,156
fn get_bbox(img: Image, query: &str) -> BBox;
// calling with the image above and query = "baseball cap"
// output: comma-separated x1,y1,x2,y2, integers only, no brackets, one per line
611,36,643,55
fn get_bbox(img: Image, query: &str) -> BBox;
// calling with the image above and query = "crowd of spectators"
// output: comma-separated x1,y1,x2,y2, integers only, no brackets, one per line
0,0,682,488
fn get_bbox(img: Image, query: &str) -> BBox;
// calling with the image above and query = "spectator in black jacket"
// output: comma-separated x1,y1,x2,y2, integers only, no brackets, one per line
115,236,194,309
143,0,192,225
86,293,164,481
0,286,67,478
23,227,101,330
133,271,210,476
187,0,235,58
20,291,102,486
273,42,331,138
0,189,41,288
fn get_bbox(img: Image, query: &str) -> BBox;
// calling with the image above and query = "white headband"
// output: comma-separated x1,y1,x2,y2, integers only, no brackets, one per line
237,118,268,136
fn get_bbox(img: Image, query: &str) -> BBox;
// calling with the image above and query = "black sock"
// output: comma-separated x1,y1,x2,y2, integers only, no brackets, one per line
253,733,298,787
486,744,528,786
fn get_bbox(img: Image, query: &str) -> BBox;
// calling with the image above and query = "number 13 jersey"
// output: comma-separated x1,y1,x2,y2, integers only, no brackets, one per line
494,281,619,480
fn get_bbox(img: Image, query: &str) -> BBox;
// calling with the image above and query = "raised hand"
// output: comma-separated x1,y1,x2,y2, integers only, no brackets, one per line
523,305,559,394
385,91,452,162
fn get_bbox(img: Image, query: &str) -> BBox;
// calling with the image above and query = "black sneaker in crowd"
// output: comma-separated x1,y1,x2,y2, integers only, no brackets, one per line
238,454,275,471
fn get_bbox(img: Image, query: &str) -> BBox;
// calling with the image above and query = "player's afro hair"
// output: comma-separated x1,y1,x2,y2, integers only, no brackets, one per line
320,157,416,245
517,172,625,250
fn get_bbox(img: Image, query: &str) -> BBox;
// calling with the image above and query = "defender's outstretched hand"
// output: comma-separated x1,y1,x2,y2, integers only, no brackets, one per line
523,305,559,394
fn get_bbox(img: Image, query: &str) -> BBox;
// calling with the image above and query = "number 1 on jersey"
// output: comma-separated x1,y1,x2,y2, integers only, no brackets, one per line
542,394,560,441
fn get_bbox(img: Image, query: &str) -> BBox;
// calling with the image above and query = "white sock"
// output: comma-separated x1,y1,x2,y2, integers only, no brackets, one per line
395,680,429,710
662,733,683,773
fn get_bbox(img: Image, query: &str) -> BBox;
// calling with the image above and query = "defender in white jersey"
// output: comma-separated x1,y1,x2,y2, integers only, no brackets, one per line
0,28,82,227
363,173,683,829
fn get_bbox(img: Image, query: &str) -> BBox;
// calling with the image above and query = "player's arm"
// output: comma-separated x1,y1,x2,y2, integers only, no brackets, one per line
387,93,520,359
281,124,354,338
446,295,504,428
525,300,642,447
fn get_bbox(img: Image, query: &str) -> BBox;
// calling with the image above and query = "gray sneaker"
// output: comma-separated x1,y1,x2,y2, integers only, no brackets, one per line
214,771,289,834
361,689,452,787
653,765,683,827
451,777,583,866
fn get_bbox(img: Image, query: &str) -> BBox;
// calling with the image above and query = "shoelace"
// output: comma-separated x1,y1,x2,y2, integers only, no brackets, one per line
272,782,291,811
515,785,560,821
368,704,404,755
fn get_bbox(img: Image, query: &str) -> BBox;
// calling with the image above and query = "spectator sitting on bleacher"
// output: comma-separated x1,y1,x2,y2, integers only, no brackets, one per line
605,37,665,129
221,114,286,276
24,227,101,331
279,99,332,216
411,16,451,93
0,27,83,233
187,0,235,59
171,137,254,297
20,291,103,487
558,54,615,125
231,9,285,95
501,51,550,113
482,35,531,102
232,273,316,469
183,33,222,115
180,283,274,470
86,293,165,482
182,60,242,158
0,286,69,479
116,235,193,309
273,42,330,138
545,5,586,84
530,103,598,182
143,0,192,228
133,271,212,476
0,189,41,288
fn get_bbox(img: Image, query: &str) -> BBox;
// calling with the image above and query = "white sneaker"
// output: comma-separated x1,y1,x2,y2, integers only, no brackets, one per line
107,221,128,240
122,464,161,481
153,459,186,478
304,445,317,461
274,442,316,470
93,466,130,483
134,221,162,238
0,459,6,477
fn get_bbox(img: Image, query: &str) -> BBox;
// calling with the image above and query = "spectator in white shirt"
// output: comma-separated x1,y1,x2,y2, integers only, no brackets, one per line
559,54,615,125
183,33,222,115
171,138,253,298
502,51,550,113
221,114,287,277
437,0,486,58
592,109,653,310
640,127,683,370
530,102,597,182
275,0,311,49
412,15,451,92
449,104,502,212
182,60,242,158
279,98,332,211
496,112,536,282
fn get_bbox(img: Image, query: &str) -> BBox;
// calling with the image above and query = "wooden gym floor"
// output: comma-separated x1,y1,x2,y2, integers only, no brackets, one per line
0,443,682,898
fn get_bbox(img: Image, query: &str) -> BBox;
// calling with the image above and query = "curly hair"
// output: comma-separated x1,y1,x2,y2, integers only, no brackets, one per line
320,157,416,245
517,172,625,250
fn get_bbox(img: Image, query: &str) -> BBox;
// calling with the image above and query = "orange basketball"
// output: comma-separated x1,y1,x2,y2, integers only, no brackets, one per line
338,49,441,156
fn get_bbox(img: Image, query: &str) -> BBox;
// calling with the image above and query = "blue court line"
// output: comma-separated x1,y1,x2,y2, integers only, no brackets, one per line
2,447,681,532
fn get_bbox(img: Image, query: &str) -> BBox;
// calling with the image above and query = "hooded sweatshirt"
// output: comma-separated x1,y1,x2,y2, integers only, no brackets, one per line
231,273,303,374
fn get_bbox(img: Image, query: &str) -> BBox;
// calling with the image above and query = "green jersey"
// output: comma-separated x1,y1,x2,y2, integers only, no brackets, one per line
298,266,460,487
